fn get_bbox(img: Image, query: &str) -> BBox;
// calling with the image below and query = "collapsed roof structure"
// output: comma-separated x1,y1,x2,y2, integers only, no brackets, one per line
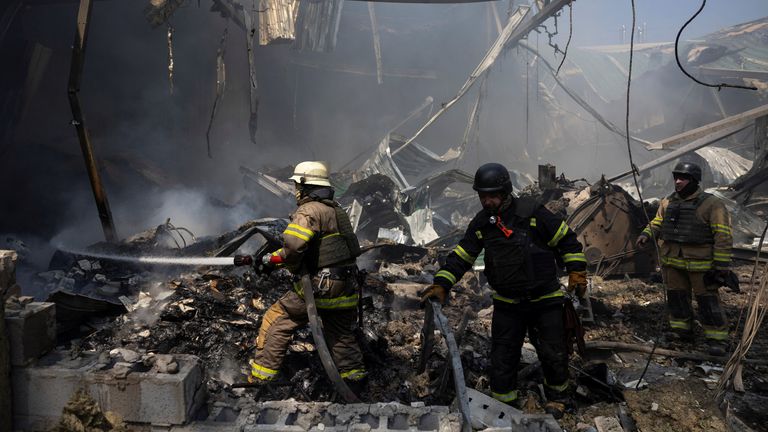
2,1,768,432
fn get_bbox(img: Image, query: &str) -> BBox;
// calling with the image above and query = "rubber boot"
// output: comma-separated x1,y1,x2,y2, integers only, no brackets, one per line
346,377,368,401
707,341,727,357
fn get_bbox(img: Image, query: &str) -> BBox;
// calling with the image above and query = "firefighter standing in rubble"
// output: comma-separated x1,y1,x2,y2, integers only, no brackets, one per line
246,161,367,394
421,162,587,418
636,161,731,355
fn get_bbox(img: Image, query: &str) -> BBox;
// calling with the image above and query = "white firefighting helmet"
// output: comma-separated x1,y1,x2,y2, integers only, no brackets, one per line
289,161,331,187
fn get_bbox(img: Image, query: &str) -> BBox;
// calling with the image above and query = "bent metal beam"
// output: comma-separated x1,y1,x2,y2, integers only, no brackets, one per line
67,0,118,242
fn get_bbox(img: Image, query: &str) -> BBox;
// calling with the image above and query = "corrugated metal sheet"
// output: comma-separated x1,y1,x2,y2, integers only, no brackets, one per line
293,0,345,52
544,16,768,102
258,0,299,45
354,134,464,189
695,18,768,72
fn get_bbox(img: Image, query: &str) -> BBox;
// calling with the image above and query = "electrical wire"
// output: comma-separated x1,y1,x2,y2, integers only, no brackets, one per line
555,0,573,76
624,0,663,390
674,0,757,92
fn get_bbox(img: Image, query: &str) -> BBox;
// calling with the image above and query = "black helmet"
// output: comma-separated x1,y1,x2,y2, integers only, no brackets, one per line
672,161,702,183
473,163,513,194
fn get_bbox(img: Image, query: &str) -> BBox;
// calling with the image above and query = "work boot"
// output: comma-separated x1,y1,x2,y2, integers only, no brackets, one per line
707,341,728,357
544,397,575,420
664,330,694,344
346,377,369,401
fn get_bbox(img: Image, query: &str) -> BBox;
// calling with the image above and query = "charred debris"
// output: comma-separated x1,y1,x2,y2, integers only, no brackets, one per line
26,131,768,431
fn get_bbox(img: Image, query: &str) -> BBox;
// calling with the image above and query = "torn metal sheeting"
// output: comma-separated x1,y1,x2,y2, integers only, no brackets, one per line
695,147,752,184
144,0,186,28
355,134,466,190
258,0,299,45
293,0,344,53
240,166,294,203
404,209,439,246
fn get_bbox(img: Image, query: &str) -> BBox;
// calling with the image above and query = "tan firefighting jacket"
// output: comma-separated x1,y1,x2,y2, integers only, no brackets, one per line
274,199,358,310
642,187,732,271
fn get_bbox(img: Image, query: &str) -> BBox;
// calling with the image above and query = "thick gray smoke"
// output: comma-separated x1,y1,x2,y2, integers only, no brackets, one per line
0,0,765,271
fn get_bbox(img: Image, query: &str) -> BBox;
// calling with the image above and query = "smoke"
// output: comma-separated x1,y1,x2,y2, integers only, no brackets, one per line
1,0,765,249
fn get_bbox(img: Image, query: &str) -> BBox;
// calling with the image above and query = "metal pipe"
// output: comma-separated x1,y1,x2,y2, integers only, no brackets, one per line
67,0,118,242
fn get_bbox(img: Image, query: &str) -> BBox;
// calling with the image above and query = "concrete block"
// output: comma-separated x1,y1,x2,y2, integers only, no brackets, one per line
5,302,56,366
594,416,624,432
12,350,206,429
12,350,98,431
463,388,561,432
241,401,460,432
87,354,206,426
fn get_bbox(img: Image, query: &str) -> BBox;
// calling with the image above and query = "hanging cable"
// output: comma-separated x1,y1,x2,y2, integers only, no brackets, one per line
625,0,664,389
624,0,645,210
674,0,757,91
555,0,573,76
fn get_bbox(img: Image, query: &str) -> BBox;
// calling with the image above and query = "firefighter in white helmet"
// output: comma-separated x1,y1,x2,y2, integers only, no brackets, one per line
248,161,367,395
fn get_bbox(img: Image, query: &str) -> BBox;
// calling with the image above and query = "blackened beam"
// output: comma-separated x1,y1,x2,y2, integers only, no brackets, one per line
394,0,572,156
648,104,768,150
67,0,118,243
607,122,751,183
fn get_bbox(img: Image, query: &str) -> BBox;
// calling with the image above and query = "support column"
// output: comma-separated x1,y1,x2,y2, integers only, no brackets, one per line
67,0,118,243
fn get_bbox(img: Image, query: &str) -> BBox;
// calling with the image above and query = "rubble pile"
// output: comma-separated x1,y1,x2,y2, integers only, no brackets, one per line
21,173,768,430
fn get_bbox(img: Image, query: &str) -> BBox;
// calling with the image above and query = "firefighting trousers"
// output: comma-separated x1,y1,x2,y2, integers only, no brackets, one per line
662,266,728,341
490,297,570,403
249,279,366,382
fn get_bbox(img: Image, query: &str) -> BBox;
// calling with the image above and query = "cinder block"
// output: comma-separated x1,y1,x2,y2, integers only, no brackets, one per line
12,350,98,431
12,350,206,429
5,302,56,366
242,401,459,432
87,354,206,426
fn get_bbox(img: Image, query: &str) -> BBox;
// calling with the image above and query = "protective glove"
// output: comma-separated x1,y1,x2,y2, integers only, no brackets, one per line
419,284,448,306
234,255,253,266
635,234,650,248
567,270,588,299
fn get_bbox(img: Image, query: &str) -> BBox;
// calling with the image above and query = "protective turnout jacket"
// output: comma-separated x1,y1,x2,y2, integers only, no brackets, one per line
642,187,732,271
248,192,366,383
434,197,586,302
277,195,360,310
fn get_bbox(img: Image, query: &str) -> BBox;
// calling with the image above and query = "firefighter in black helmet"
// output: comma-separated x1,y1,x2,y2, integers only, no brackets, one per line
636,161,731,355
421,163,587,418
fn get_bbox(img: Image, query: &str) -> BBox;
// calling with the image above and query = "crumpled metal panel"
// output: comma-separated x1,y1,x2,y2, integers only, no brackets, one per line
354,134,464,189
293,0,345,52
258,0,299,45
404,209,439,246
695,146,752,184
354,134,411,189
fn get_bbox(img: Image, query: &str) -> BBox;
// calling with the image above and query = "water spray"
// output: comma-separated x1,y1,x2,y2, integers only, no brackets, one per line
58,247,256,267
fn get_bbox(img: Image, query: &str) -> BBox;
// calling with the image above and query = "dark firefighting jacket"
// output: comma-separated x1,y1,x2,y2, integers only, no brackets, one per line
434,197,586,303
